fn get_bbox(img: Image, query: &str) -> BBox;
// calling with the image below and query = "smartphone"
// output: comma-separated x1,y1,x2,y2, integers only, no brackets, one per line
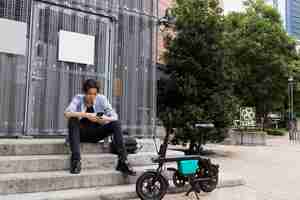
96,112,104,118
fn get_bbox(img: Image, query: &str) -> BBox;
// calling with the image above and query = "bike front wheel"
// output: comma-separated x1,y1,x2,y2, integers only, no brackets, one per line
136,172,168,200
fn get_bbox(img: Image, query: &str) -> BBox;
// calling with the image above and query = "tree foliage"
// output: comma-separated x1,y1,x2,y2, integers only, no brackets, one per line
158,0,238,145
158,0,299,146
224,0,298,121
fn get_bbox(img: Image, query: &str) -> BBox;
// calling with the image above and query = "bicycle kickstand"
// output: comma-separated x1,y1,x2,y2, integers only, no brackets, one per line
186,188,200,200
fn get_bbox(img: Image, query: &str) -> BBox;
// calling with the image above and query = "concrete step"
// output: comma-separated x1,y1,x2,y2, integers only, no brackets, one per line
0,139,160,156
0,172,245,200
0,152,162,173
0,165,156,195
0,160,199,195
0,150,184,174
0,139,107,156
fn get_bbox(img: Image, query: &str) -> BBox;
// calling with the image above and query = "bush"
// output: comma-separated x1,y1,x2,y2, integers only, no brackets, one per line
265,129,287,136
233,127,261,131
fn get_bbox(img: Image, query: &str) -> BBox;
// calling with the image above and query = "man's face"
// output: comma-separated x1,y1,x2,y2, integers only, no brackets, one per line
85,88,97,104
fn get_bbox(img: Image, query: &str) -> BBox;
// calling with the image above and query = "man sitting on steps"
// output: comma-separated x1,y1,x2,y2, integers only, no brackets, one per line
64,79,136,176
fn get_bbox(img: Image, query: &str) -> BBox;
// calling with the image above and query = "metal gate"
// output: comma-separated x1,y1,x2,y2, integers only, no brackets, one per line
0,0,29,136
26,1,112,135
0,0,158,138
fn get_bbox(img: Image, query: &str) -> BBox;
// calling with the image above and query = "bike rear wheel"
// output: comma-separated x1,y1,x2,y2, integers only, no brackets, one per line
200,164,219,192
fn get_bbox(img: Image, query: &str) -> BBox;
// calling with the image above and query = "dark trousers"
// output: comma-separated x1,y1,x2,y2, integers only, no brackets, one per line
68,117,127,161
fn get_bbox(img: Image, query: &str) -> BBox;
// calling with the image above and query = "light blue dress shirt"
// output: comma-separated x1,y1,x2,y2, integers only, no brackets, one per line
64,94,118,120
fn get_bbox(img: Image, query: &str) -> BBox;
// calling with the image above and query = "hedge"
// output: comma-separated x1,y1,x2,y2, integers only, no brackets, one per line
265,129,287,136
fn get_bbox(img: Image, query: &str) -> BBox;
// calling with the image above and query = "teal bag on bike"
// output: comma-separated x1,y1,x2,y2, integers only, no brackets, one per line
178,160,199,175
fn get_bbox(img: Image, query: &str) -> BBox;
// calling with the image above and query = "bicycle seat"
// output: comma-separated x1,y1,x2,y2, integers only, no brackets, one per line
152,155,207,163
195,123,214,128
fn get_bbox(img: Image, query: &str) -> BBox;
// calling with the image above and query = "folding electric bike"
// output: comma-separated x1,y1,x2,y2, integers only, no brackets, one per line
136,123,219,200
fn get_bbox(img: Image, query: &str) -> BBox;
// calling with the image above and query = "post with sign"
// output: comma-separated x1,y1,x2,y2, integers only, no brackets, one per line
239,107,256,145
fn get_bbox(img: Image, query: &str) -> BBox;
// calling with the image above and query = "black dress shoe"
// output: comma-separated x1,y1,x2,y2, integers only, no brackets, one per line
70,159,81,174
116,160,137,176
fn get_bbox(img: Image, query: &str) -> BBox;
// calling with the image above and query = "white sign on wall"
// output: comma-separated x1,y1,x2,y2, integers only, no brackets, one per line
58,30,95,65
0,18,27,55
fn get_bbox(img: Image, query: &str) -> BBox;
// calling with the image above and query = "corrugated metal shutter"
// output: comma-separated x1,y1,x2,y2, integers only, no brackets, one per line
0,0,30,136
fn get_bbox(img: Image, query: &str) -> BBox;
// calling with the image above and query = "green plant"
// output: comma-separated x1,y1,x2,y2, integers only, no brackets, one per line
265,128,287,136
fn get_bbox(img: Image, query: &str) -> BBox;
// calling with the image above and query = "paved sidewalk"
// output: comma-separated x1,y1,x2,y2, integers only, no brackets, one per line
155,186,261,200
141,134,300,200
207,134,300,200
132,186,263,200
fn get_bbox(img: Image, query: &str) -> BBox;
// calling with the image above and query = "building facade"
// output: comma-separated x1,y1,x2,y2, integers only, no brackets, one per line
264,0,300,40
157,0,172,64
157,0,224,64
265,0,286,28
286,0,300,40
0,0,158,137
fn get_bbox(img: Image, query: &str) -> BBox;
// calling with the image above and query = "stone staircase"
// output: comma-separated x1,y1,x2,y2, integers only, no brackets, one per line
0,139,245,200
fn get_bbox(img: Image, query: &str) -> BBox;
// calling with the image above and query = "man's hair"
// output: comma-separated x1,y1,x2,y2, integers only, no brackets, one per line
82,79,100,93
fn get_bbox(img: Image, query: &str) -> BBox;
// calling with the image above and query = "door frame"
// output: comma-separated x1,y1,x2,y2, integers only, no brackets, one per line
23,0,115,136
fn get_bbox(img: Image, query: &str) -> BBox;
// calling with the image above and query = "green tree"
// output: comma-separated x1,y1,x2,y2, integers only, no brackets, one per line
224,0,299,126
158,0,238,151
289,58,300,117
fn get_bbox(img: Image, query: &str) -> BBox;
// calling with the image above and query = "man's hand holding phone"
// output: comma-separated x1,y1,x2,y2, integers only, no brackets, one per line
96,112,111,125
84,113,99,123
84,112,111,125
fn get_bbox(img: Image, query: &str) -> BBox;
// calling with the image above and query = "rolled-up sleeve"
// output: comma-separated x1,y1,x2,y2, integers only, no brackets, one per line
65,95,80,113
102,96,118,120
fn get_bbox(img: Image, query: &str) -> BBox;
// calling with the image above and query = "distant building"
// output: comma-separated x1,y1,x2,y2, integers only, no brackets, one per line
219,0,224,10
158,0,224,64
223,0,300,40
286,0,300,40
158,0,173,64
265,0,287,28
265,0,300,40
